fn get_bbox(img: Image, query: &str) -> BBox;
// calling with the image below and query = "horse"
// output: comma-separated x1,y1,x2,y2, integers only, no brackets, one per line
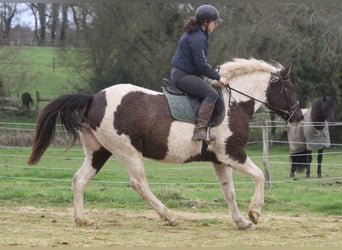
21,92,34,110
287,96,336,178
28,58,303,230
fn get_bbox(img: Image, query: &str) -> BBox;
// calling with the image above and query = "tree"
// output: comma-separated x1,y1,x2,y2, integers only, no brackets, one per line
74,2,187,92
29,3,47,45
60,3,68,42
0,3,17,44
50,3,59,44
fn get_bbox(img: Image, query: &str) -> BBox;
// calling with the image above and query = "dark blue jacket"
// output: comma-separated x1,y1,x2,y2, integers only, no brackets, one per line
171,28,220,81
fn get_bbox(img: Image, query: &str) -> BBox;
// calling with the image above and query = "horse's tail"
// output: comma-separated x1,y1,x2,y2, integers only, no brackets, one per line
291,152,307,173
28,94,93,165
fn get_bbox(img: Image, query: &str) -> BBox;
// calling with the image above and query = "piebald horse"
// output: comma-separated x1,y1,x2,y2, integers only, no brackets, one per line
28,58,303,230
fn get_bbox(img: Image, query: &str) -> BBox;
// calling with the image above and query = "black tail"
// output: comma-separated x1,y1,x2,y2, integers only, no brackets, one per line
291,151,308,173
28,94,93,164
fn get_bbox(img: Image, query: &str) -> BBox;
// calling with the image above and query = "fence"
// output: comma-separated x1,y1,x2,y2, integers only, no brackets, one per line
1,121,342,187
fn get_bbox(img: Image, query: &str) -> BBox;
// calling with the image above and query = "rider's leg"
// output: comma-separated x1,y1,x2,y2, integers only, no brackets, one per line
171,71,219,141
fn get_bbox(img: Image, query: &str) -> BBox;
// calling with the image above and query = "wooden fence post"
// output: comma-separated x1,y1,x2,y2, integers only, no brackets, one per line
35,91,40,117
263,120,272,189
35,91,51,117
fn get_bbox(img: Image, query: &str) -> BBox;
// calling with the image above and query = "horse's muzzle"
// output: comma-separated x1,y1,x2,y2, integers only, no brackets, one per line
288,107,304,124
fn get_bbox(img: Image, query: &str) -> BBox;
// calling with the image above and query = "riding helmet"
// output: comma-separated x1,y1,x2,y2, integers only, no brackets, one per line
195,4,222,24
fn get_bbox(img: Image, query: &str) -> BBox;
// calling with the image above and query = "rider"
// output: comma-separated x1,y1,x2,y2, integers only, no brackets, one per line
170,4,229,142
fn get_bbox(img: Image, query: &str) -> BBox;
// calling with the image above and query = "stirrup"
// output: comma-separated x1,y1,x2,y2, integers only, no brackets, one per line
206,127,216,144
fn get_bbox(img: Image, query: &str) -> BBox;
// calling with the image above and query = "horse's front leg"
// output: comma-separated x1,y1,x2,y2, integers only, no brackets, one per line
212,163,256,230
229,157,265,226
317,149,323,178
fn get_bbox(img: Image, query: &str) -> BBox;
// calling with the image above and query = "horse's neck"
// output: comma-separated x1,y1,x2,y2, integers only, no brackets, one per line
226,71,270,112
309,106,327,130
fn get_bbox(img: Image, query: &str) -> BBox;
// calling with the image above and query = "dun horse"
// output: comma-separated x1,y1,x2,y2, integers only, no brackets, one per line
28,58,303,230
288,96,336,178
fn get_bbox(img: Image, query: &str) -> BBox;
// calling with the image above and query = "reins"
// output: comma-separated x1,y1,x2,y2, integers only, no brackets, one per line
223,84,299,123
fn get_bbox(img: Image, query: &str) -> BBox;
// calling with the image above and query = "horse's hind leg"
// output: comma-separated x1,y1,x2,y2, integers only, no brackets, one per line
73,129,112,226
317,149,323,178
305,150,312,178
212,163,255,230
290,154,296,178
120,153,179,226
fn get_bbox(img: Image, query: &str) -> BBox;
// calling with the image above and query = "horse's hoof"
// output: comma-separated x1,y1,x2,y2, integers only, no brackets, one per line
248,211,260,225
167,218,182,226
75,218,97,227
246,222,256,230
236,220,256,230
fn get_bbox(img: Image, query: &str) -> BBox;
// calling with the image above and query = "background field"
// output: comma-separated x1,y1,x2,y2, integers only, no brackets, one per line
1,47,342,247
1,46,86,99
1,143,342,247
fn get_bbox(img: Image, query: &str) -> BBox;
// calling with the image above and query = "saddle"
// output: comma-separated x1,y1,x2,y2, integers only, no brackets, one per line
161,78,225,127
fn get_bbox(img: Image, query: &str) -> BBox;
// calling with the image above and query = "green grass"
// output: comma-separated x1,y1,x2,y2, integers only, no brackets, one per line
0,46,88,99
1,144,342,216
1,46,341,216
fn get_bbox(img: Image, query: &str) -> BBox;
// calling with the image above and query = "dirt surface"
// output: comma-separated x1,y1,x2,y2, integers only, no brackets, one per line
1,206,342,247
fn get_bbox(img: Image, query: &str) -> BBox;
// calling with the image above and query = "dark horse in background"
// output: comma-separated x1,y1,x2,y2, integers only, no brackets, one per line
287,96,336,178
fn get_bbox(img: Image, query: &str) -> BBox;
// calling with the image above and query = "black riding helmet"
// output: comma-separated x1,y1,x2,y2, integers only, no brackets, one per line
195,4,222,24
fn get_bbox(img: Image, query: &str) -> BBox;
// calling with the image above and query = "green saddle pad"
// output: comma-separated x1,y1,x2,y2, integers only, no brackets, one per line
161,86,225,127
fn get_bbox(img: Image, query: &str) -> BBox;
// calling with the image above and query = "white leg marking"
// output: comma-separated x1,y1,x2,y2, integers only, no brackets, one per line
121,153,179,226
232,157,265,226
212,163,255,230
73,129,102,226
73,157,97,226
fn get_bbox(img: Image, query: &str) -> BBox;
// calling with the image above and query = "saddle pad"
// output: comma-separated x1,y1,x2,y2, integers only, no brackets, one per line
161,86,225,127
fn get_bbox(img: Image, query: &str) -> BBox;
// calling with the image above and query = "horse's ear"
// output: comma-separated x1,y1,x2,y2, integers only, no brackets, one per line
285,64,292,78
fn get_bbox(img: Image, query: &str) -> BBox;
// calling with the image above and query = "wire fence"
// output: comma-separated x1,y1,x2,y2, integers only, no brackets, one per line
1,121,342,186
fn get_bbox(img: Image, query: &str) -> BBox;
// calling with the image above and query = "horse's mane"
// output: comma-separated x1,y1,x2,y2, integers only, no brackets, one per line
218,58,279,80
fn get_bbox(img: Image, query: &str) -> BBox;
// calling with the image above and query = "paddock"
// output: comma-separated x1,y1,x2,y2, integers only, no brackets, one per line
1,206,342,247
1,122,342,247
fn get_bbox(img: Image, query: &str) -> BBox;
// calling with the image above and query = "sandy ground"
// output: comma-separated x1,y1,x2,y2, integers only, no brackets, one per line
1,206,342,247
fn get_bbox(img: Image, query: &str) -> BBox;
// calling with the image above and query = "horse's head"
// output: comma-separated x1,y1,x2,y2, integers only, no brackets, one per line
311,96,336,129
265,64,303,124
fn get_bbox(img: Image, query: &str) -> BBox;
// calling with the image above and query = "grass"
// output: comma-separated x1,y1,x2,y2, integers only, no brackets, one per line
1,143,342,216
0,46,87,99
1,46,342,217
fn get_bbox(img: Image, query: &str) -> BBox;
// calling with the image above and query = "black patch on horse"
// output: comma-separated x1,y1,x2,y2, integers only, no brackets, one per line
225,100,255,163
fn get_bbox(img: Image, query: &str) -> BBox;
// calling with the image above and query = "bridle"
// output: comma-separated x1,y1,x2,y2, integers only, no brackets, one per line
223,78,300,123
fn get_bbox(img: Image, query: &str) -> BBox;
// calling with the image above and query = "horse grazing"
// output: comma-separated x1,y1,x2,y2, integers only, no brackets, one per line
288,96,336,178
28,58,303,230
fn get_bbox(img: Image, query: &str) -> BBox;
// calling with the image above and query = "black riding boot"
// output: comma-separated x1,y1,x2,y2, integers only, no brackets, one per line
192,99,216,141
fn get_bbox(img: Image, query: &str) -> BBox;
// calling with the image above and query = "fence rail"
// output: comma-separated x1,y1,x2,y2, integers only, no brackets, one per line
1,121,342,187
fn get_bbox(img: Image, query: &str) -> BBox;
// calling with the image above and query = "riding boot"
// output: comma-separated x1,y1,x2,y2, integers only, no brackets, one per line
192,99,216,141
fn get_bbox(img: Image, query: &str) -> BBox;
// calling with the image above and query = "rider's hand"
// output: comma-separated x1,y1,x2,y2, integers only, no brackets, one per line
219,76,229,86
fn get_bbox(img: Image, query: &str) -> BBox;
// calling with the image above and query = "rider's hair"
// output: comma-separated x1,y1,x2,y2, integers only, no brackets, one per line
183,16,199,33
